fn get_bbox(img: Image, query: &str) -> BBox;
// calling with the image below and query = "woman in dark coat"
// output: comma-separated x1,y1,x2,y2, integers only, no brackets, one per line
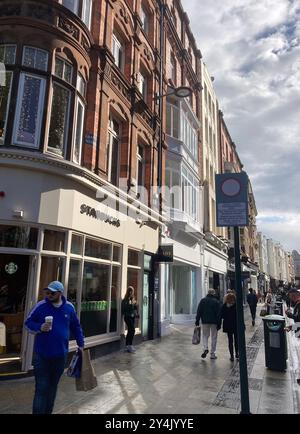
219,292,239,361
121,286,138,353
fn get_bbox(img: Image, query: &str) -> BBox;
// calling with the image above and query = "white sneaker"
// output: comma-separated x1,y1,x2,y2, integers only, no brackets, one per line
127,345,136,353
210,353,217,359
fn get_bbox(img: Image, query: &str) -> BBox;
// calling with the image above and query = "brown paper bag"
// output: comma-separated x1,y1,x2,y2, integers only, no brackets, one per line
75,349,98,391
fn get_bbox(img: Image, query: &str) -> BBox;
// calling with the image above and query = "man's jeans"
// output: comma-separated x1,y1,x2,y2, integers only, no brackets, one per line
32,354,67,414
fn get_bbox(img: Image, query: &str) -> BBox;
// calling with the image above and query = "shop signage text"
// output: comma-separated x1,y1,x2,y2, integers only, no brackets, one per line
80,204,121,227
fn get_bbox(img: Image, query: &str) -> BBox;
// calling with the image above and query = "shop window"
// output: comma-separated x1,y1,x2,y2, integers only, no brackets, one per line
0,44,16,64
43,230,66,252
81,262,110,337
68,259,81,313
22,46,48,72
13,73,46,148
55,57,73,84
0,72,13,145
47,83,70,156
113,245,121,262
85,238,112,260
0,225,38,249
109,265,121,332
71,234,83,255
38,256,64,300
128,249,140,266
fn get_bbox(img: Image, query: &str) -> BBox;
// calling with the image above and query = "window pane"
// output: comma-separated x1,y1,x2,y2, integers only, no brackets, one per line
110,136,119,186
0,45,16,64
62,0,79,14
64,62,73,83
85,238,112,260
77,74,86,97
43,230,65,252
38,256,64,300
81,262,110,337
15,74,45,147
0,72,12,144
128,249,139,266
23,47,35,68
0,225,38,249
23,47,48,71
71,234,83,255
83,0,92,28
73,100,84,164
68,260,81,312
127,268,141,328
35,50,48,71
55,58,64,79
109,265,120,332
113,245,121,262
48,83,70,156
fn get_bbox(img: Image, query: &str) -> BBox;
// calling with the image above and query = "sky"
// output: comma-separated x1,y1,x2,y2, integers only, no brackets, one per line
181,0,300,252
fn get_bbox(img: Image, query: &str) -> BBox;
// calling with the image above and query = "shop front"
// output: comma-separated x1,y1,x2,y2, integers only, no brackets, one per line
0,158,160,375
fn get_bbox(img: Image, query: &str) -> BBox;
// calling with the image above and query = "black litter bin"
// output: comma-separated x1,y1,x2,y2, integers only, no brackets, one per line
274,301,283,316
262,314,287,371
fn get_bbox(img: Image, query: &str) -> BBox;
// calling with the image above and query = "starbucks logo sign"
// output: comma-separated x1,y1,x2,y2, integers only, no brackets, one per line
5,262,18,275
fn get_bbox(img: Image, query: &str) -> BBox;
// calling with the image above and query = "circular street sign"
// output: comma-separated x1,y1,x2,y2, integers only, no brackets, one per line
221,178,241,197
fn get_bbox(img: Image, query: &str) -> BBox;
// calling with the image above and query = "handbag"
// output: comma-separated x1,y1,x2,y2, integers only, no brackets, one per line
67,350,82,378
75,349,98,391
192,326,201,345
260,306,267,317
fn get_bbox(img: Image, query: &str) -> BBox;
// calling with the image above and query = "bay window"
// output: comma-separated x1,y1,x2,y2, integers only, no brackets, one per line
13,73,46,148
22,46,48,71
61,0,92,29
0,44,16,65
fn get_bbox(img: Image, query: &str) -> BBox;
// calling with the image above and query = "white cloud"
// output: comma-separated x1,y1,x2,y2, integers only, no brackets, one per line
182,0,300,250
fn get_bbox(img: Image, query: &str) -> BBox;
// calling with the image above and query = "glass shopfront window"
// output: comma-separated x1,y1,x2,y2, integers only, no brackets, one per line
38,256,64,300
0,225,38,249
85,238,111,260
43,230,66,252
109,266,121,332
68,259,81,312
71,234,83,255
81,262,110,337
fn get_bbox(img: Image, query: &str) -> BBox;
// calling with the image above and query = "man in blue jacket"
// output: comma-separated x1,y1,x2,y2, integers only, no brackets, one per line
25,281,84,414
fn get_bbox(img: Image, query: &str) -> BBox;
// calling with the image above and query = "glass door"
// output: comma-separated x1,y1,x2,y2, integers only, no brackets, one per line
0,254,30,374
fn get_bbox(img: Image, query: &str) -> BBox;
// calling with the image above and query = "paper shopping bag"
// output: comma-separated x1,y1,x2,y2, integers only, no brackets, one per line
75,349,98,391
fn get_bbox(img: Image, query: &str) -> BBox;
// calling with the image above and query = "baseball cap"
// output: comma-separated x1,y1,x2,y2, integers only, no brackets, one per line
45,281,64,292
288,287,300,295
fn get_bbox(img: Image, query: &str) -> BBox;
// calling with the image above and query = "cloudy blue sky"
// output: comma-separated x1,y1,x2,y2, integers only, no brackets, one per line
182,0,300,252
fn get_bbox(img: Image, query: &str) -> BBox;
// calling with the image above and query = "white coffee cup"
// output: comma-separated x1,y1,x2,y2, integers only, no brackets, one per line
45,316,53,330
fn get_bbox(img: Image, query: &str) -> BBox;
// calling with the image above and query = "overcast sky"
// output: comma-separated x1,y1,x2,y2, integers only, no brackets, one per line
181,0,300,252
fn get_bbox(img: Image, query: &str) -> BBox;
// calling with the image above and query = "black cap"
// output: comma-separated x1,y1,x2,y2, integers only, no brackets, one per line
288,287,300,295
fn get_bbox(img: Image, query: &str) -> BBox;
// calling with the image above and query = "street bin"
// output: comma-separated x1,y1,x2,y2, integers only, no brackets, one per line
262,314,287,371
274,301,283,316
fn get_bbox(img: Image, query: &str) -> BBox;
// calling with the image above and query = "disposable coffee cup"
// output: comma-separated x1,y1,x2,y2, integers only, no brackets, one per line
45,316,53,330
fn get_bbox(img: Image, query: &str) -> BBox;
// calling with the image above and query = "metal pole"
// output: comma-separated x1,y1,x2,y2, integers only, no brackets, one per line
234,225,251,414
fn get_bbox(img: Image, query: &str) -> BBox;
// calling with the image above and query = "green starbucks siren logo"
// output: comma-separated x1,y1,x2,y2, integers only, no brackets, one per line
5,262,18,275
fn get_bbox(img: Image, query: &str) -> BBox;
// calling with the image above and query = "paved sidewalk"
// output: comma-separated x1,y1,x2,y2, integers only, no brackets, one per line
0,306,298,414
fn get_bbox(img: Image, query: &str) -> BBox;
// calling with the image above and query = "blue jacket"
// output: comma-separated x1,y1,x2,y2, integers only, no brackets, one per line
25,296,84,358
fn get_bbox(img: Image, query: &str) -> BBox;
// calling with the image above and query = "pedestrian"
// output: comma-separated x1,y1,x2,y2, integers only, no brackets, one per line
121,286,139,353
247,288,258,326
195,288,221,360
25,281,84,414
219,292,239,362
265,292,273,313
285,288,300,336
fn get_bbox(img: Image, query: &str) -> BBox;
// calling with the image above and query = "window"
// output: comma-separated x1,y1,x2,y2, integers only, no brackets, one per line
71,234,83,255
85,238,112,260
170,52,176,85
166,101,179,138
0,72,13,144
77,73,86,98
141,6,149,34
43,230,66,252
22,46,48,71
181,110,198,159
13,73,46,148
136,144,146,201
138,72,147,102
62,0,79,14
106,117,120,186
181,166,199,221
48,83,70,156
128,249,140,266
112,34,124,71
0,44,16,64
0,225,38,249
73,98,84,164
55,57,73,84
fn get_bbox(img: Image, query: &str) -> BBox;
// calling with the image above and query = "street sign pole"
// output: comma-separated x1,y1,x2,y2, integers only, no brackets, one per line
234,225,251,414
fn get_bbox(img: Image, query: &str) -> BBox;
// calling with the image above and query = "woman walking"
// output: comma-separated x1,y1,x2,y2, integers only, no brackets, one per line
121,286,138,353
219,292,239,362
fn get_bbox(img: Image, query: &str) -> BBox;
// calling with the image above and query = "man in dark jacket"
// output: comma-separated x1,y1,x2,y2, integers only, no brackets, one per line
285,288,300,337
195,289,221,359
247,288,258,326
25,281,84,414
